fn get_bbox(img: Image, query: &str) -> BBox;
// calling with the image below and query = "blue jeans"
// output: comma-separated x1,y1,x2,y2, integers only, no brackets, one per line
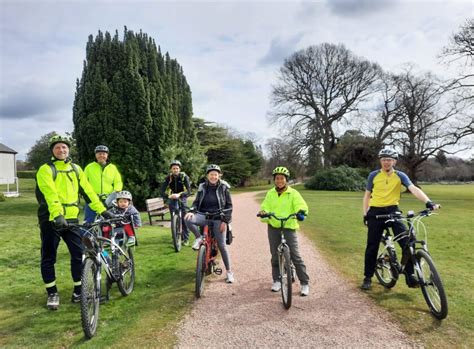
168,198,189,241
83,203,98,224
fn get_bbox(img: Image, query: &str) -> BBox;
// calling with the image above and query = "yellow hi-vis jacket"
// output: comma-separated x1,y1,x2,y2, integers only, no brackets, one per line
260,186,309,230
84,161,123,199
36,160,106,222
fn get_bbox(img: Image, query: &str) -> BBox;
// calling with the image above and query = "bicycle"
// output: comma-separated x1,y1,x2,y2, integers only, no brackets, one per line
169,196,185,252
194,208,231,298
70,216,136,338
374,209,448,320
257,212,300,310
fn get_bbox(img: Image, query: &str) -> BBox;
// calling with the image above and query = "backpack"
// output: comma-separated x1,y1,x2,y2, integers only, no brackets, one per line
48,162,80,182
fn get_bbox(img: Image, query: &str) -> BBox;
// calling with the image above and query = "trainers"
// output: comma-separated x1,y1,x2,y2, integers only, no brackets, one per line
182,240,189,247
271,281,281,292
47,293,60,310
406,274,419,288
71,292,81,303
360,277,372,290
226,271,235,284
126,236,136,247
192,237,202,250
300,284,309,296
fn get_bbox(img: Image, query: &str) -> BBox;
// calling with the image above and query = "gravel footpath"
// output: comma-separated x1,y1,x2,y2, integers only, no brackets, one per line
176,192,416,348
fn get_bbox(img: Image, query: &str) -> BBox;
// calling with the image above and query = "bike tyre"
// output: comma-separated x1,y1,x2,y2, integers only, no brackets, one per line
195,245,207,298
375,242,399,288
81,257,100,339
116,247,135,296
171,212,182,252
416,249,448,320
279,246,292,309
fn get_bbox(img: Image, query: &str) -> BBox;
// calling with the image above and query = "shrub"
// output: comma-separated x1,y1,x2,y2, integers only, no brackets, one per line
17,171,36,179
0,193,5,202
304,165,366,191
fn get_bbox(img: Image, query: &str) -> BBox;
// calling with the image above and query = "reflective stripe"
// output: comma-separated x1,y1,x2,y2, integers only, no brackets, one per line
45,280,56,288
73,280,81,286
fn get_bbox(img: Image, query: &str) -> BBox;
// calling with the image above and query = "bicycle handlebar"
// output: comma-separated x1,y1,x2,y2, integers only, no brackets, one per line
375,209,434,220
256,212,298,221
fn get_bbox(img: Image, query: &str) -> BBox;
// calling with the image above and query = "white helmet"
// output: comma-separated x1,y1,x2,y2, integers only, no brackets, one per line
378,148,398,159
116,190,132,201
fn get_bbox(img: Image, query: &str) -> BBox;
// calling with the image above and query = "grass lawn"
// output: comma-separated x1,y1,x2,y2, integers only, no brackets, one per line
295,183,474,348
0,179,197,348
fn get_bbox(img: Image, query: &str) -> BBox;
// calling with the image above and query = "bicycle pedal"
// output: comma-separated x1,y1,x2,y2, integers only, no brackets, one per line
214,268,222,275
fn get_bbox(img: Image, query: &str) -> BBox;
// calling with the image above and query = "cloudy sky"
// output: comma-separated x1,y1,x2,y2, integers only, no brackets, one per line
0,0,471,160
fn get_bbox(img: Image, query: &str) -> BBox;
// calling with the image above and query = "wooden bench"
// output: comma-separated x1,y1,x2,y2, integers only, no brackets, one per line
145,197,169,225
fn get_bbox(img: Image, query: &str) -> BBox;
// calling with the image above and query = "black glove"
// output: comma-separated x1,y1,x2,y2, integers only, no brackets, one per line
363,215,368,226
425,201,436,210
101,211,116,220
296,210,306,221
53,215,68,229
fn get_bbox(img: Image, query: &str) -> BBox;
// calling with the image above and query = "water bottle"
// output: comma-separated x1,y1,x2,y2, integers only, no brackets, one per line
102,249,111,264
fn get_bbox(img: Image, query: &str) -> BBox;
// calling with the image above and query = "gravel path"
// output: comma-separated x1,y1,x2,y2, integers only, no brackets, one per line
176,192,416,348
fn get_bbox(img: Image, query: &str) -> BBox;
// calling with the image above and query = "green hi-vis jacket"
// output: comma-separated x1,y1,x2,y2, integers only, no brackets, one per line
260,186,309,230
84,161,123,198
36,160,106,222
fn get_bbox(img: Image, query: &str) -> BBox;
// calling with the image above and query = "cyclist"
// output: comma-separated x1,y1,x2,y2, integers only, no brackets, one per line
258,166,310,296
103,190,141,246
160,160,192,245
83,145,123,223
184,164,234,283
361,148,440,290
35,135,114,310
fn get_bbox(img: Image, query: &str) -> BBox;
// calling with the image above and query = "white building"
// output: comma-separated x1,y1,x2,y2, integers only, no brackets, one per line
0,143,19,197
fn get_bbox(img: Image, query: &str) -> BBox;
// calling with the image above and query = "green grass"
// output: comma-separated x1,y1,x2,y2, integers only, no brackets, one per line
295,183,474,348
0,179,197,348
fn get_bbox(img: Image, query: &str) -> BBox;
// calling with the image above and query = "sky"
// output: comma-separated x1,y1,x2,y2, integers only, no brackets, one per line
0,0,472,160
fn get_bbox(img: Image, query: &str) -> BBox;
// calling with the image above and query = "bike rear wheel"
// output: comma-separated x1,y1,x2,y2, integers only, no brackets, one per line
375,243,399,288
279,246,292,309
195,245,207,298
116,247,135,296
81,257,100,339
416,249,448,319
171,212,182,252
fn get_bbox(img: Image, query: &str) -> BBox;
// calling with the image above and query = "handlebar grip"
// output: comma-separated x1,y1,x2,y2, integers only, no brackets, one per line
375,214,392,220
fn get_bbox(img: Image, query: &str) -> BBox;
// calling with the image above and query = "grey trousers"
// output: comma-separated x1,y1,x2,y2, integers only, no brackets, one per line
267,225,309,285
185,213,231,271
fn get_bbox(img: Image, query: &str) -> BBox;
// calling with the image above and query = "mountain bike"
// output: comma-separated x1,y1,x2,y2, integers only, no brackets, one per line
169,197,185,252
70,216,136,338
257,212,300,310
374,209,448,320
194,208,231,298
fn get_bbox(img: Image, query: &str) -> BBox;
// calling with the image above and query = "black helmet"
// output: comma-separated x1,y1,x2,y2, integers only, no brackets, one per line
378,148,398,159
206,164,221,174
95,145,109,153
170,160,182,168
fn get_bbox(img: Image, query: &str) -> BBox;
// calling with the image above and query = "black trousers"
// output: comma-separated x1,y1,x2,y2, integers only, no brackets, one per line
40,220,83,286
364,206,413,279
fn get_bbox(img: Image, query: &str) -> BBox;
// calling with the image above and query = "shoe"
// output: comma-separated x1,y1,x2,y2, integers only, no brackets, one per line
71,292,81,303
360,277,372,290
226,271,235,283
192,237,202,250
271,281,281,292
406,275,419,288
47,293,60,310
300,284,309,296
126,236,136,247
182,240,189,247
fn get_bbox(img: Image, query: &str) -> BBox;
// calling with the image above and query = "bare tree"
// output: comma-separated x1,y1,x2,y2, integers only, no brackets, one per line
270,43,382,167
265,136,307,180
389,68,473,183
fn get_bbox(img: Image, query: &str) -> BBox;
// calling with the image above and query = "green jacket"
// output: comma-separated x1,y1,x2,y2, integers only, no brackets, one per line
260,186,309,230
36,160,106,222
84,161,123,199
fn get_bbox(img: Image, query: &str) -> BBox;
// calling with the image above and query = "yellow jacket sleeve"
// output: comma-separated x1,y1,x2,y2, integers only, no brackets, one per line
36,164,64,219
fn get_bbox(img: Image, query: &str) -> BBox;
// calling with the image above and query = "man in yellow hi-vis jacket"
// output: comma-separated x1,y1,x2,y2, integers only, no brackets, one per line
35,135,113,310
83,145,123,223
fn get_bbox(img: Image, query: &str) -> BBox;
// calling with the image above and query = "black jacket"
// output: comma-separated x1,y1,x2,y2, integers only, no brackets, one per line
191,180,232,223
160,172,191,199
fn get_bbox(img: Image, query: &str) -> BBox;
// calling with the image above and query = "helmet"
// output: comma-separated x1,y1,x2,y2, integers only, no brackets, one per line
206,164,221,174
116,190,132,201
170,160,182,168
95,145,109,153
272,166,290,178
48,135,71,150
378,148,398,159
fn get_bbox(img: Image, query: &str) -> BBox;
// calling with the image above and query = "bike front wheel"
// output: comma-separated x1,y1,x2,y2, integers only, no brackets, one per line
195,245,207,298
279,246,292,309
375,243,399,288
116,247,135,296
171,212,182,252
81,257,100,339
416,249,448,320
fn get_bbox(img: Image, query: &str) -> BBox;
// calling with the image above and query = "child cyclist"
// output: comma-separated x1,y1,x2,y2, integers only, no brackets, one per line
102,190,141,246
258,166,310,296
